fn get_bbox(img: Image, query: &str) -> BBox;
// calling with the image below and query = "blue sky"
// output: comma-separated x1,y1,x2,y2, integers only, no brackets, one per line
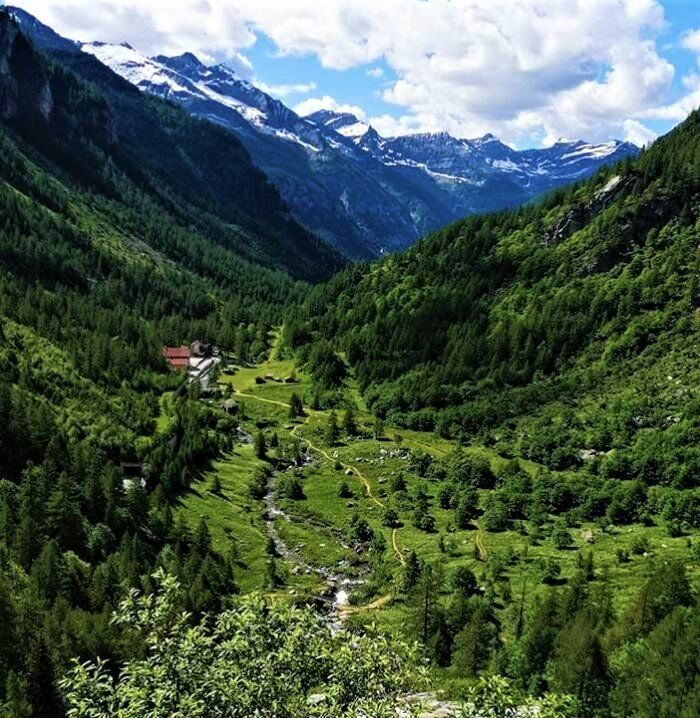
245,1,698,141
12,0,700,147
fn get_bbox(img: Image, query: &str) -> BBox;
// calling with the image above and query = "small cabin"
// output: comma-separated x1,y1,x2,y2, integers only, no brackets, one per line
163,346,191,371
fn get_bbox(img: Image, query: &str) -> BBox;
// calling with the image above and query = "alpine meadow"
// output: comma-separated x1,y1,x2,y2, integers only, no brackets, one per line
0,2,699,717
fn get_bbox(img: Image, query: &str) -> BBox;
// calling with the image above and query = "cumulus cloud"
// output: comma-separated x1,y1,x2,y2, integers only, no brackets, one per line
622,118,658,146
13,0,699,145
255,80,317,98
681,28,700,56
642,72,700,122
293,95,367,120
16,0,257,61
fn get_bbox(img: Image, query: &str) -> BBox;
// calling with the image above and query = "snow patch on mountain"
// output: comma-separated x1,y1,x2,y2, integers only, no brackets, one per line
15,3,638,259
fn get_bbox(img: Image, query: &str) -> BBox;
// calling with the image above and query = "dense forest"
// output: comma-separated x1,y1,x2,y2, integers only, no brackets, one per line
280,109,700,715
290,109,700,509
0,10,339,714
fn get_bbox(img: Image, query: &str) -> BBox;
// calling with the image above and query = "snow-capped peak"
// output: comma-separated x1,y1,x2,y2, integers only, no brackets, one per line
81,41,211,106
306,110,370,139
153,51,208,76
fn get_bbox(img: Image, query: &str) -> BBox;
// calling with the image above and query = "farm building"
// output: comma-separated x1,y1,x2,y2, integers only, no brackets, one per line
163,346,191,371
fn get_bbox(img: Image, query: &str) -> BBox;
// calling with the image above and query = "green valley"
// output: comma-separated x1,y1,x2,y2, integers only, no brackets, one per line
1,5,700,717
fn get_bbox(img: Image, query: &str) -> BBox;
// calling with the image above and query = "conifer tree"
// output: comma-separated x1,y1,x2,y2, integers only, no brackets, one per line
325,410,340,446
255,431,267,459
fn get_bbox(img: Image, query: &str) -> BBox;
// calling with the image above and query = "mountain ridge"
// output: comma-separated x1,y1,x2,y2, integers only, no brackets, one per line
287,106,699,469
309,108,638,191
9,6,639,259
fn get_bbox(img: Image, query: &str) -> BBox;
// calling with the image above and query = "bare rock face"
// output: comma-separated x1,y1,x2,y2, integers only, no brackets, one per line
0,13,20,119
0,10,53,122
544,174,635,247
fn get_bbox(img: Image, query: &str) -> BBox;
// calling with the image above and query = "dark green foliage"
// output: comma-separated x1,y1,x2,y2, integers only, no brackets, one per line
337,481,353,499
278,475,305,501
290,111,700,498
0,12,349,713
611,605,700,718
403,551,421,592
373,416,385,440
348,514,374,544
450,566,479,597
412,484,436,532
391,472,408,493
249,467,270,501
551,519,573,550
452,601,499,677
306,341,347,390
288,393,304,419
342,408,357,436
325,410,340,446
254,431,267,459
446,449,496,489
383,507,401,528
454,488,479,529
625,561,693,636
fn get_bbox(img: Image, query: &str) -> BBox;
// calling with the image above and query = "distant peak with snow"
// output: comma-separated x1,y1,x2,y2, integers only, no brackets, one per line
154,51,208,75
306,110,371,139
11,5,641,260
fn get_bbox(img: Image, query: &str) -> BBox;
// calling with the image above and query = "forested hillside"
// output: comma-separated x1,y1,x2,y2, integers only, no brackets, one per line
0,10,343,715
290,110,700,486
275,115,700,716
0,11,342,283
2,5,700,716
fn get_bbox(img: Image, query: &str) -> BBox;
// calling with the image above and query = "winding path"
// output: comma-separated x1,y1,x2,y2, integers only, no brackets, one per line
473,520,488,562
235,390,406,566
391,528,406,566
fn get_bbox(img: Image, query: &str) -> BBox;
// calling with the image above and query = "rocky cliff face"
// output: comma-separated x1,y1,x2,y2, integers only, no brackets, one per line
0,11,53,121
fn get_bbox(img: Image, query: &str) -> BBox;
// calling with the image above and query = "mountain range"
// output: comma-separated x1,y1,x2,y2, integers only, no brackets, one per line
10,6,639,258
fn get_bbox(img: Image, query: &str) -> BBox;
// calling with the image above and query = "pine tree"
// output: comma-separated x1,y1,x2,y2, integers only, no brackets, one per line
391,473,407,493
373,416,385,440
404,551,421,591
325,411,339,446
552,519,573,550
288,393,303,419
255,431,267,459
342,408,357,436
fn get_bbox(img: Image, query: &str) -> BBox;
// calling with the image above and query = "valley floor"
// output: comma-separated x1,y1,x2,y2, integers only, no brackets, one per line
176,333,700,696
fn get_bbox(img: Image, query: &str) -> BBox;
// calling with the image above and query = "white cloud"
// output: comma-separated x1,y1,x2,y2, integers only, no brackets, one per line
293,95,366,120
642,72,700,122
681,28,700,56
255,80,317,98
622,118,657,146
366,67,384,79
13,0,699,144
15,0,257,61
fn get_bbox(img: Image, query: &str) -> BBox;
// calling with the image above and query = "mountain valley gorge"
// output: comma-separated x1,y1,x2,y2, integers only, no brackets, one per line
0,5,698,718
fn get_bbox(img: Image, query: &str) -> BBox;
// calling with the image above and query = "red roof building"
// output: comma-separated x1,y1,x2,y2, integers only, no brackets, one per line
163,346,191,371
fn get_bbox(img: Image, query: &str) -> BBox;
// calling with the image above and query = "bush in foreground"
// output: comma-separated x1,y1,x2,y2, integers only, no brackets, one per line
60,571,420,718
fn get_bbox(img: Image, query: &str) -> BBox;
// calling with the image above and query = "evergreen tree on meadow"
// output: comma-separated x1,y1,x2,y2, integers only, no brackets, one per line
255,431,267,459
325,410,340,446
342,408,357,436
